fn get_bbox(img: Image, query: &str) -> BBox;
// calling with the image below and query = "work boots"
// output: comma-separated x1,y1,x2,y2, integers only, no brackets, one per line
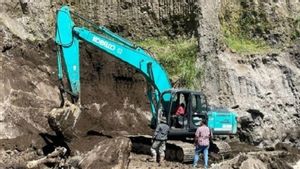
159,157,165,167
148,156,156,162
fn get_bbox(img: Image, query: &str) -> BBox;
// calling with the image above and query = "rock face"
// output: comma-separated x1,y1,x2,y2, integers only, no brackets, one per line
0,148,40,168
0,0,198,40
0,23,152,139
220,0,300,45
0,20,150,168
0,1,55,41
0,17,151,168
0,26,59,141
203,51,300,145
197,0,300,56
197,0,300,146
197,0,221,57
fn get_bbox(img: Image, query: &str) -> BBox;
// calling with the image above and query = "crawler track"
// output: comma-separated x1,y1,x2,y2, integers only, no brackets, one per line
129,135,233,163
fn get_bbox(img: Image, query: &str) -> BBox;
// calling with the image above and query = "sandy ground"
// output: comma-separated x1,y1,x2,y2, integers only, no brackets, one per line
128,153,196,169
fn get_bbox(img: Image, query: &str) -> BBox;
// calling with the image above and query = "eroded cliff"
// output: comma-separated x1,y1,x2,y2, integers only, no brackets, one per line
1,0,300,168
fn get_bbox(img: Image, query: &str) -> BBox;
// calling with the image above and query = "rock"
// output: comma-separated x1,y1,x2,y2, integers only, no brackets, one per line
26,147,67,168
0,0,199,40
66,155,82,168
79,137,131,169
232,154,248,169
201,50,300,146
219,0,300,45
212,151,298,169
246,109,264,119
240,158,267,169
293,160,300,169
198,0,300,148
0,27,57,143
196,0,221,57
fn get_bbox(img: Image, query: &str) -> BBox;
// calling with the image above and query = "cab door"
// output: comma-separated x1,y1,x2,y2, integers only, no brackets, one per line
189,93,209,131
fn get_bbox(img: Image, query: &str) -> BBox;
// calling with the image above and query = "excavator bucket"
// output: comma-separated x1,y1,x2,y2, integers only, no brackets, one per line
47,100,81,139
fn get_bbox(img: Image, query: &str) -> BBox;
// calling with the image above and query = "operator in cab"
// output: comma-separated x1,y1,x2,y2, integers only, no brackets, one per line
150,116,170,166
172,103,185,128
175,103,185,116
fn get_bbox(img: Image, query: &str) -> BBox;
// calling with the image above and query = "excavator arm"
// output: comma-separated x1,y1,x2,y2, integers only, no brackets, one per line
55,6,171,123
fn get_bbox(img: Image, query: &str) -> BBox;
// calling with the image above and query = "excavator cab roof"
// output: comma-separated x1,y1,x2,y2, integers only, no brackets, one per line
162,88,205,96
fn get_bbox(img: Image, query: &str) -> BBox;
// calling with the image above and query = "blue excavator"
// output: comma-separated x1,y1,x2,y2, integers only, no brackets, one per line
49,6,238,162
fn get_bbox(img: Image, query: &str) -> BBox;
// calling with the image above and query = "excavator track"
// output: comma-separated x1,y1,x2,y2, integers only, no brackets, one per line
129,135,232,163
166,140,195,162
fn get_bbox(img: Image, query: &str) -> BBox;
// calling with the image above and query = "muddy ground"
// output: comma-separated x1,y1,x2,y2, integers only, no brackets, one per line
1,28,153,168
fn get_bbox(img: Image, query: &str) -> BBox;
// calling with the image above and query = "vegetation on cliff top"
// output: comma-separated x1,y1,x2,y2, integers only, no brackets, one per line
223,34,271,54
219,1,283,54
137,37,198,88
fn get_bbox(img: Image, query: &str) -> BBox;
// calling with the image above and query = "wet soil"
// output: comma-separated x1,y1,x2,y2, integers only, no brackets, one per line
1,31,153,167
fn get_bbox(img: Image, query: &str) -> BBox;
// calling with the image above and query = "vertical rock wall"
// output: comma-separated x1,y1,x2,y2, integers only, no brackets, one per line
197,0,300,146
197,0,221,57
0,0,198,40
0,27,60,140
69,0,198,38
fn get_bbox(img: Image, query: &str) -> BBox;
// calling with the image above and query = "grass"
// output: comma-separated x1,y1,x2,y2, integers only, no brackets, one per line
219,1,275,54
223,34,271,54
136,37,198,88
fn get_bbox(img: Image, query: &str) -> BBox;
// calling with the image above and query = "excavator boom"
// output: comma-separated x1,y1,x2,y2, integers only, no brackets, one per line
55,6,171,122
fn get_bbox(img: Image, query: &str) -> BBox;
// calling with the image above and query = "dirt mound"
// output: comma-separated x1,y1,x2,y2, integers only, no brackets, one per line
79,137,131,169
75,43,151,136
1,27,58,150
1,27,152,167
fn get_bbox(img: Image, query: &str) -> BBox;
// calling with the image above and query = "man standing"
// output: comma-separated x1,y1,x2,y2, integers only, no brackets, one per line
193,119,212,169
150,116,169,165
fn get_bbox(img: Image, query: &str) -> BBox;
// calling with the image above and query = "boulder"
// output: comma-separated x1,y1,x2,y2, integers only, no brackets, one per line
80,137,132,169
240,158,267,169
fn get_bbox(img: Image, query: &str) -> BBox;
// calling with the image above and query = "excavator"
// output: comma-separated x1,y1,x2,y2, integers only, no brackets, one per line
49,5,238,162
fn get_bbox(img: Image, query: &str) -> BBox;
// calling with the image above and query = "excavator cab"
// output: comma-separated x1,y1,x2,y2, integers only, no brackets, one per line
157,89,237,137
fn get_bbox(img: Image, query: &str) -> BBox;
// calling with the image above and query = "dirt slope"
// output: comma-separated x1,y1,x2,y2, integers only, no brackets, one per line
1,25,152,168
